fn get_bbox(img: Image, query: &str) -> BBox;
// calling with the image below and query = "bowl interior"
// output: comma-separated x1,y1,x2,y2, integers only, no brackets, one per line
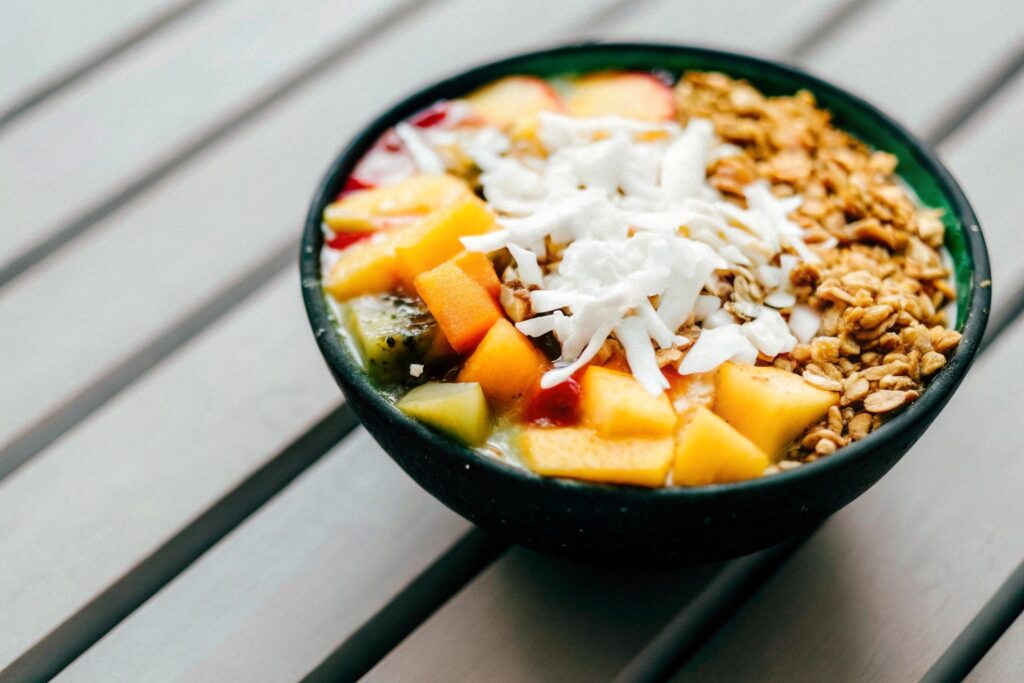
301,43,990,500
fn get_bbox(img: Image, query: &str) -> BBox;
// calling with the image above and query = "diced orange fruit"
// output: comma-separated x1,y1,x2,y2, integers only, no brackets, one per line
464,75,563,128
458,319,548,404
394,196,495,287
565,71,676,121
323,174,470,231
414,261,503,353
580,365,676,438
519,427,674,487
714,362,839,458
324,231,404,300
449,250,500,298
673,407,769,486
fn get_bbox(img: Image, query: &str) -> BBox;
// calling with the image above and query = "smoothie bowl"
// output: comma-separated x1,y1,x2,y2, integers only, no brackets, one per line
300,44,989,563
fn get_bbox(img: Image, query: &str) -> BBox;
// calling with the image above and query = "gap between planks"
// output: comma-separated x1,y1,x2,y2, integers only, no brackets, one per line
0,404,359,682
0,0,215,130
0,0,432,292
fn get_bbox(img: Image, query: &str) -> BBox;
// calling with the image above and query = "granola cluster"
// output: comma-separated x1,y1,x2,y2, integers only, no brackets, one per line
674,72,962,462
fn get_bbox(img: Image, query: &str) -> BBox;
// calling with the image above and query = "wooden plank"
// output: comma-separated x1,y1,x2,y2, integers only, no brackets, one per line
600,0,851,56
967,614,1024,681
0,0,628,675
798,0,1024,139
668,73,1024,681
0,0,613,461
0,0,188,114
57,429,469,682
0,0,407,275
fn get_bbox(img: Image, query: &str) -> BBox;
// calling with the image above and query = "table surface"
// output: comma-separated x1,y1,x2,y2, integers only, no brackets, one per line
2,1,1023,681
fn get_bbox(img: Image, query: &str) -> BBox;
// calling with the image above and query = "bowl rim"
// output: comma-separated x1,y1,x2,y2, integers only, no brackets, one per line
300,41,991,502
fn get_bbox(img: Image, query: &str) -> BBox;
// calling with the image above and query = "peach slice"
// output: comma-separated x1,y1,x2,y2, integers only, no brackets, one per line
565,71,676,121
463,75,563,128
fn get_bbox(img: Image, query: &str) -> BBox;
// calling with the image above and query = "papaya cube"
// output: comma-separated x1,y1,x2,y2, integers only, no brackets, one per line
324,234,400,301
458,319,548,404
519,427,673,487
450,250,501,298
414,261,503,353
580,365,676,438
394,196,495,287
323,174,470,231
714,362,839,458
674,407,769,486
397,381,491,446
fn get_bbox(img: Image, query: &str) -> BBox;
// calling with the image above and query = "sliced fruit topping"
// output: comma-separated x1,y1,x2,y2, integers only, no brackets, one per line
414,260,503,353
565,71,676,121
674,407,769,486
393,195,495,286
580,365,677,438
397,381,491,445
714,361,839,458
346,294,439,384
464,75,563,128
519,427,674,488
323,174,470,232
458,319,548,405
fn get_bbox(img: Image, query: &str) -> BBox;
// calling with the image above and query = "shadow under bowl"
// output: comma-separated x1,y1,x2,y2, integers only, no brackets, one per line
300,43,991,564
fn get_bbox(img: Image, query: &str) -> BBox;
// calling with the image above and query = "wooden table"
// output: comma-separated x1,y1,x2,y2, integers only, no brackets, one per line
2,1,1023,680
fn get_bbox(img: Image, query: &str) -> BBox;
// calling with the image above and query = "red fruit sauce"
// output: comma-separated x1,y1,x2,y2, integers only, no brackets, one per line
526,375,582,427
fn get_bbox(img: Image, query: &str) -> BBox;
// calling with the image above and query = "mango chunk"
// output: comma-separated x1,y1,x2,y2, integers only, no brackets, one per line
394,196,496,287
519,427,673,488
414,260,503,353
450,250,501,298
714,362,839,458
580,365,676,438
324,232,402,301
397,381,491,446
674,407,769,486
458,319,548,404
323,174,470,231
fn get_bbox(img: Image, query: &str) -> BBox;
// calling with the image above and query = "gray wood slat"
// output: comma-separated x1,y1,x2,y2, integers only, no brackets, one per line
967,614,1024,681
669,73,1024,682
0,0,407,277
798,0,1024,141
0,0,187,114
57,429,469,682
364,0,1024,678
0,0,630,674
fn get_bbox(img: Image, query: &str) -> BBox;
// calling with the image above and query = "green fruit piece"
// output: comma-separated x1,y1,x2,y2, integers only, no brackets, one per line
397,382,492,446
346,294,439,384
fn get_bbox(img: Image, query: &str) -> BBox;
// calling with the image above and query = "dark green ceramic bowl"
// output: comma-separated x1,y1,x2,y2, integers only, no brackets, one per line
300,43,990,564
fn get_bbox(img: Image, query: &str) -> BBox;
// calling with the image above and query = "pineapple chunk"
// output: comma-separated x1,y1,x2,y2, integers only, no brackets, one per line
580,365,676,438
519,427,673,488
714,362,839,458
397,382,491,446
674,407,769,486
323,174,470,231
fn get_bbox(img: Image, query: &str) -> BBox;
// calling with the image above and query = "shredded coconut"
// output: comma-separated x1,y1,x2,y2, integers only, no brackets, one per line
456,112,819,394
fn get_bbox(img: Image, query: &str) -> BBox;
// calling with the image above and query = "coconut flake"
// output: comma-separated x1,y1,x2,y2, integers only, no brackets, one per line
507,244,544,288
394,123,445,173
788,304,821,344
677,324,758,374
743,308,797,357
616,316,669,395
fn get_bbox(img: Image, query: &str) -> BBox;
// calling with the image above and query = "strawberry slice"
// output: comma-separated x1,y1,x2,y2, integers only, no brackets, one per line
526,375,582,427
325,230,374,251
